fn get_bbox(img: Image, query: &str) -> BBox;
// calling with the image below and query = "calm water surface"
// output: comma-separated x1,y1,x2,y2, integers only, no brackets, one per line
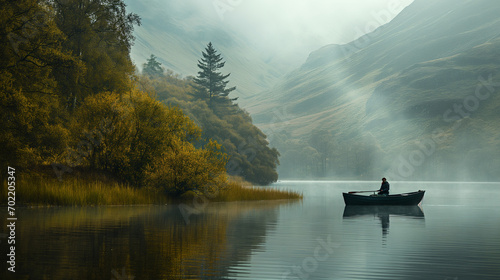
2,181,500,279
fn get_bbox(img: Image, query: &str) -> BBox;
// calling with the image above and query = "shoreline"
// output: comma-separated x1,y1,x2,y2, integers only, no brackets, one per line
1,172,302,207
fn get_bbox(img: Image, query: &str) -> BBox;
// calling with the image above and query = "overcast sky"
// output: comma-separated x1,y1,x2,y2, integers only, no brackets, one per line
186,0,415,59
218,0,412,49
130,0,414,65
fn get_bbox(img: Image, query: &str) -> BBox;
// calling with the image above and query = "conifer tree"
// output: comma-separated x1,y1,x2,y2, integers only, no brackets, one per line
143,54,164,77
193,42,236,103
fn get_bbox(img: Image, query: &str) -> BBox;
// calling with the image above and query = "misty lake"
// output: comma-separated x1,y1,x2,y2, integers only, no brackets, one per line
2,181,500,280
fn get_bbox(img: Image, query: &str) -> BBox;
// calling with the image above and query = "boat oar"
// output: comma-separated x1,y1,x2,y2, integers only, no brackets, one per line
348,190,378,194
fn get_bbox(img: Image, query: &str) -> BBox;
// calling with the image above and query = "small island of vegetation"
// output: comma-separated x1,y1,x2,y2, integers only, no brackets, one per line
0,0,300,205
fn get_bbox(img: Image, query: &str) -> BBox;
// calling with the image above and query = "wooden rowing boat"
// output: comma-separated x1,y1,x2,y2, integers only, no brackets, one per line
343,190,425,205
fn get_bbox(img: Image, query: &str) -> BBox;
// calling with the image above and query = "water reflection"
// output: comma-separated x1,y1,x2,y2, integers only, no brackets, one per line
4,181,500,279
1,200,295,280
343,205,425,236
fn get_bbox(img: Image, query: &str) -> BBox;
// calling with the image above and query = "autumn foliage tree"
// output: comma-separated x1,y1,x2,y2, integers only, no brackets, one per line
51,0,140,108
70,90,228,193
0,0,82,170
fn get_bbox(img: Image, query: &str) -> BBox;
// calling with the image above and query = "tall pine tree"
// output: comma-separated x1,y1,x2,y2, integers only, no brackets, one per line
193,42,236,104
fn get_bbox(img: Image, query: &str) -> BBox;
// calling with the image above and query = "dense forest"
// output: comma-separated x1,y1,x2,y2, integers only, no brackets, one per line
0,0,279,197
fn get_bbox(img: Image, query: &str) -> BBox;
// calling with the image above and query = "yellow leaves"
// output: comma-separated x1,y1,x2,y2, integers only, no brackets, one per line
0,73,70,168
146,136,228,196
69,89,229,194
0,1,85,169
50,0,139,100
72,92,126,126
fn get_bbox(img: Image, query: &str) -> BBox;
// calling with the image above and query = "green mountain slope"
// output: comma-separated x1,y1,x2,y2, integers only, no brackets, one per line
251,0,500,181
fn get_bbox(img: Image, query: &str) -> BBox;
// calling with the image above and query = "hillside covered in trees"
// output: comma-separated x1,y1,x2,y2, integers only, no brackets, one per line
139,46,279,185
1,0,279,199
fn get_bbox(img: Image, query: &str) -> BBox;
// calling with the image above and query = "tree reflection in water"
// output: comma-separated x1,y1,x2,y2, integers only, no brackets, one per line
4,200,296,280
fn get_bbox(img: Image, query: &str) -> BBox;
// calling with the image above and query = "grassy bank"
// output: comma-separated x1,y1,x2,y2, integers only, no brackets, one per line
1,172,301,206
1,174,168,206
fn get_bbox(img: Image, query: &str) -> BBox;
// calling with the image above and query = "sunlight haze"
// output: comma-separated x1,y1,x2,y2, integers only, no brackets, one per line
128,0,414,66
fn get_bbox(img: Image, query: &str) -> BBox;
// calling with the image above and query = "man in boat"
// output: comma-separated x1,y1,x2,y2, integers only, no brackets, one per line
378,178,390,195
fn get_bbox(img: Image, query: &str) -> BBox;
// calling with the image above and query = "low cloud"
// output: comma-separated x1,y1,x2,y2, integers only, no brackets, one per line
129,0,414,62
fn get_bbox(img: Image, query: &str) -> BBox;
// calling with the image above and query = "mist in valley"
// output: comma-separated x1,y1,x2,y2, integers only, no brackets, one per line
126,0,500,183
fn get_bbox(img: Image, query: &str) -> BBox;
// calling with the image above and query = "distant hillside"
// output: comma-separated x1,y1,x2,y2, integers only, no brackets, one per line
249,0,500,181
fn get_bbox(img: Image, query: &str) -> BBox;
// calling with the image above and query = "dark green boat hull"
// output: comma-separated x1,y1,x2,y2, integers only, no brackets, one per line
343,190,425,205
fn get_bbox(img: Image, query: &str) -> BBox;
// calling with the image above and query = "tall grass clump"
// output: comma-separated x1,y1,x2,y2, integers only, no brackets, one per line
1,174,168,206
212,179,303,202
